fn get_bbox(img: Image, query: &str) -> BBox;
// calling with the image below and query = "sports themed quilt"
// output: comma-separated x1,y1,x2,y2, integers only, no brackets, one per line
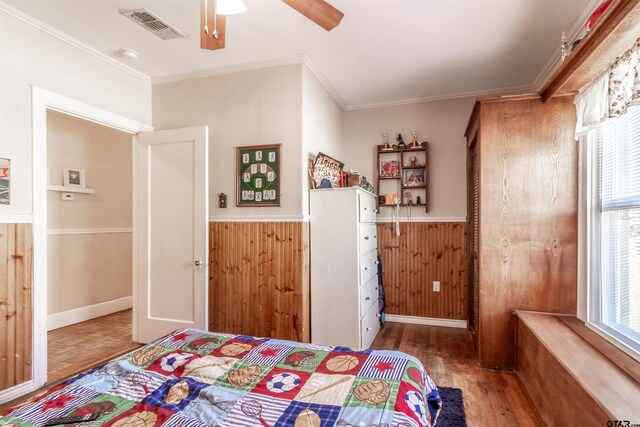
1,329,441,426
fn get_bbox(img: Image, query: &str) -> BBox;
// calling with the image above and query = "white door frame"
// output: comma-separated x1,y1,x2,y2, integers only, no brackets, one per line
24,87,153,397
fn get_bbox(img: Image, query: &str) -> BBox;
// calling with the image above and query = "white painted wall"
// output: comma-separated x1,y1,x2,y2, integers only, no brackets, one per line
342,97,475,219
152,65,303,219
46,111,132,316
0,10,151,217
301,64,343,216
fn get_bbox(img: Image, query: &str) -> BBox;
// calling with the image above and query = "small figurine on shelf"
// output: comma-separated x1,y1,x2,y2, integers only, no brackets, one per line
560,31,568,62
409,130,419,148
405,191,413,206
407,156,418,167
416,196,422,205
382,133,391,150
396,133,406,149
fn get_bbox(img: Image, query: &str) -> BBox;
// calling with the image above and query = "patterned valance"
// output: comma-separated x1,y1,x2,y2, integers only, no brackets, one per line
575,38,640,138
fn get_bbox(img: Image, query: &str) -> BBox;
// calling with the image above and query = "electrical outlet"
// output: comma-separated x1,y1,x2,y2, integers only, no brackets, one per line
433,281,441,292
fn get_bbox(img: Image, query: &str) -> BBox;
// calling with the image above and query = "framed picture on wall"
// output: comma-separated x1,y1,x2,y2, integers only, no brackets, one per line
236,144,281,207
0,158,10,205
63,167,86,188
402,169,425,187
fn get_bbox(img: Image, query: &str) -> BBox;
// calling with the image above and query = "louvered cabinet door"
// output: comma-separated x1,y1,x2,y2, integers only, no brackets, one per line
467,138,480,336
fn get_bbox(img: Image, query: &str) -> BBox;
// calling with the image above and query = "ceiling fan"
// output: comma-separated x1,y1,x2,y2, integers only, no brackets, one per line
200,0,344,50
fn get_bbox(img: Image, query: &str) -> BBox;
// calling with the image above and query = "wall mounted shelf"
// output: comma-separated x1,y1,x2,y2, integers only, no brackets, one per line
376,142,429,212
47,185,95,194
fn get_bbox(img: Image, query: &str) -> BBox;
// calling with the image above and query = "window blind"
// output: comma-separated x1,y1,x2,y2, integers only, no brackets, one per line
598,105,640,349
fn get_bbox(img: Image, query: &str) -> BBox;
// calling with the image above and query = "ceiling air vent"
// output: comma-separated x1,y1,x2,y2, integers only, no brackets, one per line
120,8,186,40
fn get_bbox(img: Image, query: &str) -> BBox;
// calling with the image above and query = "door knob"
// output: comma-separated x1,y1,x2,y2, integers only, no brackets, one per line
195,259,203,273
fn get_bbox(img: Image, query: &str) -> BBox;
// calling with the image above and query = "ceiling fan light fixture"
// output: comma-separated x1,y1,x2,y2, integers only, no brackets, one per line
216,0,247,15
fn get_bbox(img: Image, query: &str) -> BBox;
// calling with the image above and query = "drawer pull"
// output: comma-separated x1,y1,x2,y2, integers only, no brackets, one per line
364,207,368,211
374,235,378,239
374,209,378,214
366,327,371,331
364,266,369,271
375,287,379,290
375,261,380,265
365,297,371,301
364,236,369,240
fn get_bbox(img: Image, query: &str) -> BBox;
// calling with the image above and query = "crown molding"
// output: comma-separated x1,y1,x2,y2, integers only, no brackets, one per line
152,53,309,85
301,54,346,109
0,2,151,84
343,83,537,111
531,0,600,91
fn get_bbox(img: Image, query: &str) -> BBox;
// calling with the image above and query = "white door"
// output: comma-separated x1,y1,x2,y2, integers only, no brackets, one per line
134,126,209,343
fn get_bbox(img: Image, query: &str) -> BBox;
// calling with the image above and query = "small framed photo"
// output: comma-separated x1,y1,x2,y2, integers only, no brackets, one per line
63,167,85,188
403,169,425,187
380,160,400,177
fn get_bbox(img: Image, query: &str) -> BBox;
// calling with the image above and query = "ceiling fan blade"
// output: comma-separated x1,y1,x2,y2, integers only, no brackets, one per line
200,0,226,50
281,0,344,31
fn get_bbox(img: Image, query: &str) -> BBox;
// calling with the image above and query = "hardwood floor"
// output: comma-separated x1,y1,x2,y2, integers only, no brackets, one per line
47,309,139,384
371,322,543,426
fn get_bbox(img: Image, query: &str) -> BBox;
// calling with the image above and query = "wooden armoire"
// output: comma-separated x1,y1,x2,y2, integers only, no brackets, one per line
465,94,579,369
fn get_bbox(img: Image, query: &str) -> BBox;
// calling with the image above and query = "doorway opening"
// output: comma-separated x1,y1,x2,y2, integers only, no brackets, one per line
45,110,139,383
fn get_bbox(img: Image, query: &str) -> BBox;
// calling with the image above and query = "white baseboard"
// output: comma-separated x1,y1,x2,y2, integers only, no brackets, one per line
0,380,36,405
48,296,132,331
385,314,467,329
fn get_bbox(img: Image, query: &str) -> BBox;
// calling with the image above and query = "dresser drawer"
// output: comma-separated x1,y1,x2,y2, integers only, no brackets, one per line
359,250,378,286
360,276,379,316
359,223,377,253
358,193,377,223
360,303,380,349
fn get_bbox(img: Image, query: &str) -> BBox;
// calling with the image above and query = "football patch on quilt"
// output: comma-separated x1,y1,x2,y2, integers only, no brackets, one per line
182,355,238,384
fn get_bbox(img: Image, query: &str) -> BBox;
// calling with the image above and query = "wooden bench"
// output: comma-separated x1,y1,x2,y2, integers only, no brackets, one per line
515,310,640,426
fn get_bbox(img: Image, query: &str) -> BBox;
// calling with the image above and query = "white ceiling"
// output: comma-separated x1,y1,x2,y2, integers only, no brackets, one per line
3,0,593,108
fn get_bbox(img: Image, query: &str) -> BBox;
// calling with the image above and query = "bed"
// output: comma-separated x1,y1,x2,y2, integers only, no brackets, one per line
1,329,441,426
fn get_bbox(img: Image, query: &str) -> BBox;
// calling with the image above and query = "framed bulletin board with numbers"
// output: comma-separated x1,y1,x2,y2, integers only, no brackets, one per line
236,144,281,207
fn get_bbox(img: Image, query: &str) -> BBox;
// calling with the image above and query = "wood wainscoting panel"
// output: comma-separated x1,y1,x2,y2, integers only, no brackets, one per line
377,222,467,320
209,222,309,342
0,223,33,390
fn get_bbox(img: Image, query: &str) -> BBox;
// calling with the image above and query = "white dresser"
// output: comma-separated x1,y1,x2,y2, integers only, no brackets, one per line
309,187,380,349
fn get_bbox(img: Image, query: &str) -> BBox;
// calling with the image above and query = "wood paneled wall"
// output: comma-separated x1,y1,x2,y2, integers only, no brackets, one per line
0,223,33,391
469,95,578,369
209,222,309,342
377,222,467,320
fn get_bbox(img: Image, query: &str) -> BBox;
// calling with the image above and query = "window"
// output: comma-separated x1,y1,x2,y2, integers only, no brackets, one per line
588,105,640,356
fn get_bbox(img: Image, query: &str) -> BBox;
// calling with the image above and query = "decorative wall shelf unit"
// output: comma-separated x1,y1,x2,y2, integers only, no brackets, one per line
376,142,429,212
47,185,95,194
